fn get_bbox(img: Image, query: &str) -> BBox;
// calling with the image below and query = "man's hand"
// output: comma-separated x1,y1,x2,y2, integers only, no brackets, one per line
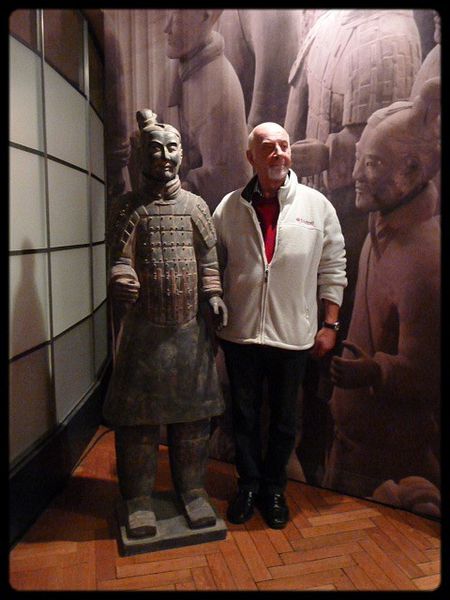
310,327,337,359
112,276,140,304
209,296,228,329
330,340,381,388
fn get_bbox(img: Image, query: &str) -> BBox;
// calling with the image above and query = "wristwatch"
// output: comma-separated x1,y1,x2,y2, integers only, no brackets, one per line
322,321,340,331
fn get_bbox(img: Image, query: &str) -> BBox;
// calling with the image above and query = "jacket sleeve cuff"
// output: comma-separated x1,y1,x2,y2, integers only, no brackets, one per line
318,285,344,307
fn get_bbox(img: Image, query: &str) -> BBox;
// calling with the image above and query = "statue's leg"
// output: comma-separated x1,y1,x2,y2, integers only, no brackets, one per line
168,419,217,529
115,424,159,538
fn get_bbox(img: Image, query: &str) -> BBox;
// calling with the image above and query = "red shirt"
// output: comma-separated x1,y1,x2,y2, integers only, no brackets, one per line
252,193,280,263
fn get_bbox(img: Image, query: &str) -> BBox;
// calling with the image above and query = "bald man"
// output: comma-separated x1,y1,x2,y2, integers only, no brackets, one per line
212,122,347,528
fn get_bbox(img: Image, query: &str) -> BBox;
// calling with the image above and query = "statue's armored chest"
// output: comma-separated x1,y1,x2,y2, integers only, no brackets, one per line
134,213,196,267
132,206,199,325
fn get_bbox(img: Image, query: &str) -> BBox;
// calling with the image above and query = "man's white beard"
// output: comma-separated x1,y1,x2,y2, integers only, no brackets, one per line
268,165,288,181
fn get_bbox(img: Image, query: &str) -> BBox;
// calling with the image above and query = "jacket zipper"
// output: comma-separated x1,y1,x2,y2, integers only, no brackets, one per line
260,194,284,342
245,194,284,344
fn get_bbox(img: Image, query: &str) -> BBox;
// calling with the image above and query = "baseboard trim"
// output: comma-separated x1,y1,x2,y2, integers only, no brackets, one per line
9,361,112,547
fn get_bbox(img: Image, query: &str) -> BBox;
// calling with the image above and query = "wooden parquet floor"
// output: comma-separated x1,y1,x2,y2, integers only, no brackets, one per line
9,426,441,591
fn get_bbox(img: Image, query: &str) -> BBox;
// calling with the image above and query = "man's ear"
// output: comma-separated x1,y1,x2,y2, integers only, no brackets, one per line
246,149,254,167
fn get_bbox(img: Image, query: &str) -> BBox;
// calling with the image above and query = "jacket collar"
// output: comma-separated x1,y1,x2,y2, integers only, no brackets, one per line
242,170,297,205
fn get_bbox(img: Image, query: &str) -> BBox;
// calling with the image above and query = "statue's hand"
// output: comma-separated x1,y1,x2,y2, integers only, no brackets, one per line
112,276,140,304
330,340,381,389
290,138,329,177
208,296,228,329
325,125,363,191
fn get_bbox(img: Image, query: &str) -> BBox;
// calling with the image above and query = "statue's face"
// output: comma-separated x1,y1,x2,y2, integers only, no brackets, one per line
141,130,182,183
353,122,420,214
164,10,209,59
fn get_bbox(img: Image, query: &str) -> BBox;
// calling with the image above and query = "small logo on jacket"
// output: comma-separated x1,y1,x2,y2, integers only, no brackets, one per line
297,217,315,226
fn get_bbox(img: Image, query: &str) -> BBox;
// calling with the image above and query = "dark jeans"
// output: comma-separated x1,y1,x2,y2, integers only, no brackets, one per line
221,340,309,495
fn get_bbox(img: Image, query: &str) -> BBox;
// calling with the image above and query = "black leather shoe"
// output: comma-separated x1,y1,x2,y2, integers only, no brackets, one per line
226,489,257,524
257,492,289,529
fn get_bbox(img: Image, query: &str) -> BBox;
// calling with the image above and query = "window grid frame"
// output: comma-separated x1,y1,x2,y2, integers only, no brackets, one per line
9,8,109,467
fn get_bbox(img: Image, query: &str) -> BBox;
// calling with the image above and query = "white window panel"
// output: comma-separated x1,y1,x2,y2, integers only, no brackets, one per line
93,302,108,375
89,106,105,180
9,252,51,359
50,247,91,336
9,147,47,251
90,177,105,243
9,37,44,151
48,159,89,247
54,318,94,423
44,63,87,170
9,346,54,464
92,243,107,309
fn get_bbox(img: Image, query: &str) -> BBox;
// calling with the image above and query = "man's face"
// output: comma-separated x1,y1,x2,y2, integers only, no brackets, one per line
353,122,418,214
164,10,209,59
247,124,292,185
141,130,182,183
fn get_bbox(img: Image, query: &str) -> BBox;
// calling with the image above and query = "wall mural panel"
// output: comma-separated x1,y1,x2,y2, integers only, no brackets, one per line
103,9,441,520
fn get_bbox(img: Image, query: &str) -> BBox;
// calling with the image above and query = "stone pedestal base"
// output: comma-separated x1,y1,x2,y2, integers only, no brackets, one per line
115,490,227,556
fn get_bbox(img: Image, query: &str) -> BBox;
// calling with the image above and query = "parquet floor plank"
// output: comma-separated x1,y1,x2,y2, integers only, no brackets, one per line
115,554,207,578
289,528,368,551
218,536,258,590
358,537,418,590
261,524,293,554
191,565,218,590
9,425,441,592
307,507,381,526
10,566,64,591
257,568,346,591
269,554,355,579
351,549,399,590
417,560,440,576
94,537,118,582
370,515,430,564
206,551,237,590
280,541,362,565
285,481,320,516
333,570,357,590
343,564,378,590
285,493,313,531
413,574,441,590
244,512,284,567
115,539,221,566
230,525,272,582
96,569,192,590
424,548,441,561
300,517,377,538
366,528,425,579
381,507,440,550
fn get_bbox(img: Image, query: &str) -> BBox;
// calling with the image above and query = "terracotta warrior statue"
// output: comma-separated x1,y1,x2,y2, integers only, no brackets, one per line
324,78,441,498
103,110,228,538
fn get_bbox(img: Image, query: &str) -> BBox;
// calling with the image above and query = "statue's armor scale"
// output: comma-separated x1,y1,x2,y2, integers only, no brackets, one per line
287,9,421,143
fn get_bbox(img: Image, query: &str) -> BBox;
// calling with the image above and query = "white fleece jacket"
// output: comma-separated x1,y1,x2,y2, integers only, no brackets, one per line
212,170,347,350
